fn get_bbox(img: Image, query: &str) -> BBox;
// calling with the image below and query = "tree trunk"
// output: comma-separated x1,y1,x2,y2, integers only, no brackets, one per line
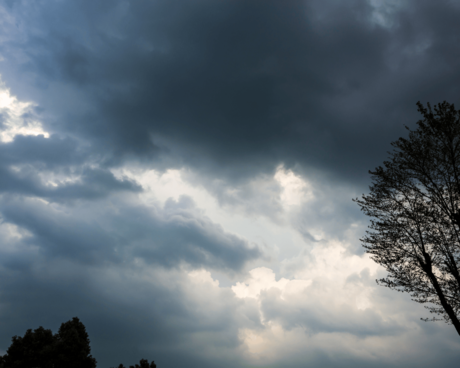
421,255,460,335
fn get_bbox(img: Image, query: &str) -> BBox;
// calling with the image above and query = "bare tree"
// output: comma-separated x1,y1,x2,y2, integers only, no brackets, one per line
353,101,460,335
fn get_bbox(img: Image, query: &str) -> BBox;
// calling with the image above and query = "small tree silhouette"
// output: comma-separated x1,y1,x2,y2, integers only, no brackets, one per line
130,359,157,368
112,359,157,368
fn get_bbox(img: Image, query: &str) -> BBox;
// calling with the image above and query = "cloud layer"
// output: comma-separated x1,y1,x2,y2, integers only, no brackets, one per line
0,0,460,367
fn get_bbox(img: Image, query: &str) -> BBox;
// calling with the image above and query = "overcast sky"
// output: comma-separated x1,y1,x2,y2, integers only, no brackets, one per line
0,0,459,367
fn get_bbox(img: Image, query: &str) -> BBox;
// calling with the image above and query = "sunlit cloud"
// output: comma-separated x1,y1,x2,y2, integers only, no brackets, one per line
274,165,314,207
0,77,49,142
232,267,311,300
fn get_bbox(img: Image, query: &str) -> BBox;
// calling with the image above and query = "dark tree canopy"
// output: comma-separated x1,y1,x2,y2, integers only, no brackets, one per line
53,317,97,368
0,317,97,368
0,326,55,368
0,317,159,368
354,101,460,335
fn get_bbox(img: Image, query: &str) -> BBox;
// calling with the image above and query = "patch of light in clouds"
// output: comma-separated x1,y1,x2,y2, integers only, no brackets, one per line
96,149,408,365
232,267,312,300
368,0,404,28
0,77,49,142
232,241,386,363
188,269,220,288
111,165,309,262
274,165,314,207
0,221,33,252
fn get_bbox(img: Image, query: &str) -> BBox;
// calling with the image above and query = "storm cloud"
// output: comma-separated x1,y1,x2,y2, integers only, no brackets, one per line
0,0,460,367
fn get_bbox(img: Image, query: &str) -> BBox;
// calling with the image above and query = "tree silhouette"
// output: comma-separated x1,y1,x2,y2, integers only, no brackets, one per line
0,326,54,368
111,358,157,368
354,101,460,335
53,317,97,368
0,317,97,368
130,359,157,368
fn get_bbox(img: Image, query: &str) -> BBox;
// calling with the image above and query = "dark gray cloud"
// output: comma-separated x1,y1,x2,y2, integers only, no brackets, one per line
2,0,460,187
0,135,84,167
0,193,260,271
0,259,246,368
0,135,141,200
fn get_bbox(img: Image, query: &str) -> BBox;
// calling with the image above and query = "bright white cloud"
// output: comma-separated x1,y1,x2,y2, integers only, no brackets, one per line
230,236,386,362
274,165,314,207
0,77,49,142
232,267,312,300
188,269,220,288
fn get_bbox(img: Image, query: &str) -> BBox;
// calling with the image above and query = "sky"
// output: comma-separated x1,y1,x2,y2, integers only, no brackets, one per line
0,0,459,367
